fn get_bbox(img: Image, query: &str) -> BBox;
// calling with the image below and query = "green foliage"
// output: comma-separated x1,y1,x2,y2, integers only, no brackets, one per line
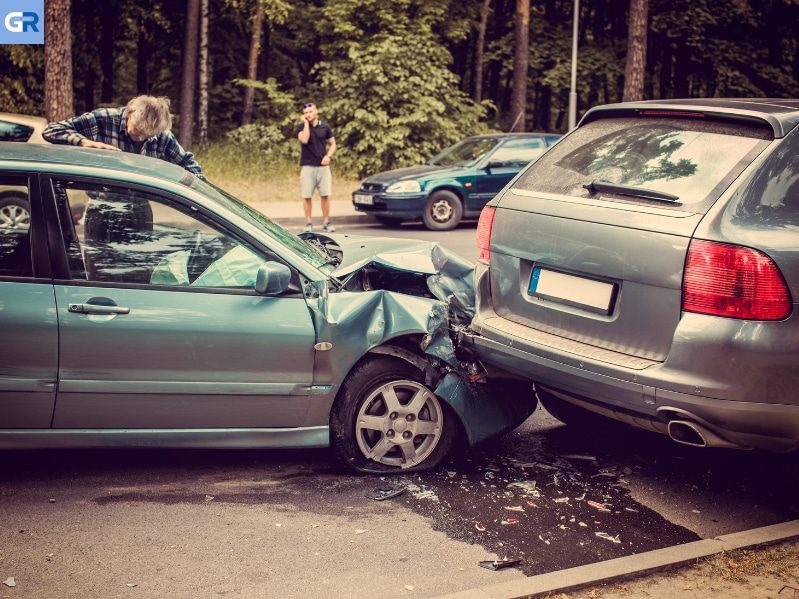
3,0,798,173
0,47,44,114
312,0,488,176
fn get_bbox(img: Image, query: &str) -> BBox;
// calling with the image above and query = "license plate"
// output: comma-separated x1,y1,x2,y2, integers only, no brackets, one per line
353,193,374,205
528,266,615,314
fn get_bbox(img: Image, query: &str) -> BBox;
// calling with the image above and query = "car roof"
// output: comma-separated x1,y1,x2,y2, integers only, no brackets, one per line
0,141,192,185
0,112,47,129
465,132,561,141
580,98,799,137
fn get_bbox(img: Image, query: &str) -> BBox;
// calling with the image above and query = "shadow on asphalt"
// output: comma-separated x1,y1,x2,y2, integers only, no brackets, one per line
5,410,798,576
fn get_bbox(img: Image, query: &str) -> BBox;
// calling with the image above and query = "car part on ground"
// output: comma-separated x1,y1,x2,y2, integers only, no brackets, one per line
467,98,799,453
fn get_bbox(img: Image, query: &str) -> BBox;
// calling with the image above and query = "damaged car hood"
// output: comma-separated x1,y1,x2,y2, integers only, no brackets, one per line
324,233,443,278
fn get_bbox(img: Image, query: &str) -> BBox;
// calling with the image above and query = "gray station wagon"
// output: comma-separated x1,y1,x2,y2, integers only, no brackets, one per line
0,143,536,473
466,98,799,453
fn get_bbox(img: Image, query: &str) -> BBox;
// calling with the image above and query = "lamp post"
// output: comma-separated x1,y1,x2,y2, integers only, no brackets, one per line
568,0,579,131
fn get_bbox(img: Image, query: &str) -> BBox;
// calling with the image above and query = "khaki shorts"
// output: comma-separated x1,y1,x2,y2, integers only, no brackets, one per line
300,166,332,198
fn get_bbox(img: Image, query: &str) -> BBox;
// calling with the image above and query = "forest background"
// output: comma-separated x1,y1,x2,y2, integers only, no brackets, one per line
2,0,798,200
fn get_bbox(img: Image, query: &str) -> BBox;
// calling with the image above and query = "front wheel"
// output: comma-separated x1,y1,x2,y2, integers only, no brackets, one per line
422,190,463,231
331,357,454,473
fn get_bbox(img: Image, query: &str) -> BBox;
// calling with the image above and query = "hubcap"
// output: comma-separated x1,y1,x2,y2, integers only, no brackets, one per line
430,199,453,223
0,204,30,230
355,379,443,469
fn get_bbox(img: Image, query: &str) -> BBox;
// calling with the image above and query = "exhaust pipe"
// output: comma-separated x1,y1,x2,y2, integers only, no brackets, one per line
667,420,740,449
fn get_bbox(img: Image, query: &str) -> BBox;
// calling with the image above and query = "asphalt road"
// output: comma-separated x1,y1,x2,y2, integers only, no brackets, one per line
3,222,798,599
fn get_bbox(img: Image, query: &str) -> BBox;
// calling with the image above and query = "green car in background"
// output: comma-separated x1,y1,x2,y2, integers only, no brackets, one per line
0,143,536,473
352,133,561,230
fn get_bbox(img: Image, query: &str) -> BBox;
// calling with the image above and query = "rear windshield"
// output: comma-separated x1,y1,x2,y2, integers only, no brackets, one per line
514,117,772,212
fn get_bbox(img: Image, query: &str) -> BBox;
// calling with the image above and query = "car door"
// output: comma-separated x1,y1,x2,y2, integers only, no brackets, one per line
475,138,548,209
45,176,317,429
0,172,58,428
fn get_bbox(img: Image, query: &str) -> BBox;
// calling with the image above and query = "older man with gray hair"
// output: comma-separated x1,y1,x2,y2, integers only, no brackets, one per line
43,95,205,179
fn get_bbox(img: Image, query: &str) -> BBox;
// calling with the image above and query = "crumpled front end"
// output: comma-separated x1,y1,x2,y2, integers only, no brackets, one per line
300,232,537,445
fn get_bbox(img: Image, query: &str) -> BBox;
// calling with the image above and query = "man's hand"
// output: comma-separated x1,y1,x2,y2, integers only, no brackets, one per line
79,139,121,151
321,155,331,166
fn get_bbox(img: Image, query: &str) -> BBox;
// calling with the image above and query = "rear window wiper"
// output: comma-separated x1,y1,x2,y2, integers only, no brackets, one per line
583,180,680,203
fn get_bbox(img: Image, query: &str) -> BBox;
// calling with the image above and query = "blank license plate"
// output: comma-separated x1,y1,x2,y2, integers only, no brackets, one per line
353,193,374,205
529,266,615,313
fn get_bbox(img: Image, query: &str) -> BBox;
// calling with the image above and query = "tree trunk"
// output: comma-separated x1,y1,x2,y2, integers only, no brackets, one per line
622,0,648,102
509,0,530,132
242,0,264,126
473,0,492,102
178,0,200,149
44,0,74,122
83,2,95,112
136,28,150,94
99,0,115,104
198,0,209,150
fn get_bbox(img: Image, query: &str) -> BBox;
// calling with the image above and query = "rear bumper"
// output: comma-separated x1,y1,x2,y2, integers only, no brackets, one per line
465,317,799,453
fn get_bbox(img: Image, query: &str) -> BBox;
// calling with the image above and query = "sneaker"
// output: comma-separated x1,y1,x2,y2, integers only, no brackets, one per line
322,221,335,232
304,222,313,233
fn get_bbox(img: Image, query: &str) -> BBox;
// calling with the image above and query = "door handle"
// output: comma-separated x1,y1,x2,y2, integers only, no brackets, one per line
68,303,130,315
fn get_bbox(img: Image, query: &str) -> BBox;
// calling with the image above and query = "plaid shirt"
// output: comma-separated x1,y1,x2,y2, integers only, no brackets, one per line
42,107,206,179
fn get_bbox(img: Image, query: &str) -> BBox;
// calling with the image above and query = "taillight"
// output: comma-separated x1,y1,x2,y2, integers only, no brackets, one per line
683,240,792,320
476,206,495,265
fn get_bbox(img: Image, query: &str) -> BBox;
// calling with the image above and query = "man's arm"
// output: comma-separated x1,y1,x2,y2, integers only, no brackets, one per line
43,111,98,146
321,137,336,166
297,119,310,144
161,133,207,180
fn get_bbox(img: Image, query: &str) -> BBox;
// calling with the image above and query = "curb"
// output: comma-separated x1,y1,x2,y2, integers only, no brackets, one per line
434,519,799,599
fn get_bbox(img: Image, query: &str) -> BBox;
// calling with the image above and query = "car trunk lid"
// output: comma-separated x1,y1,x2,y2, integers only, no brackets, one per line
486,115,774,363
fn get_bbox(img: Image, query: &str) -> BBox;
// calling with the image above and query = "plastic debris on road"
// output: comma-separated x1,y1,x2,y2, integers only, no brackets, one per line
595,531,622,544
3,577,16,588
479,558,522,571
367,484,407,501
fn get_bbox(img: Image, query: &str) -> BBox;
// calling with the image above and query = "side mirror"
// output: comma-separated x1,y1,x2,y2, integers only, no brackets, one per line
255,262,291,295
485,161,504,171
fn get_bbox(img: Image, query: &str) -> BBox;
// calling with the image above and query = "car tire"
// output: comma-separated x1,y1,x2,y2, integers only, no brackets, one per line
422,190,463,231
375,216,404,227
0,195,31,230
331,356,454,473
536,385,614,429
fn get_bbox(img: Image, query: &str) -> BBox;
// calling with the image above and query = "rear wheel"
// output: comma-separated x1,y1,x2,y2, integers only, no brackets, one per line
331,357,454,473
0,195,30,230
422,190,463,231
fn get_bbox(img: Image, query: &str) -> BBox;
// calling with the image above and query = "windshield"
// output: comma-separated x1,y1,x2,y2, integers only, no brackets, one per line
430,138,499,167
515,117,772,212
193,179,331,270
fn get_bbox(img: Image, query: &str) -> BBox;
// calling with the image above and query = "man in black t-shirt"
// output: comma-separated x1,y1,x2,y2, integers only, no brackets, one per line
295,102,337,232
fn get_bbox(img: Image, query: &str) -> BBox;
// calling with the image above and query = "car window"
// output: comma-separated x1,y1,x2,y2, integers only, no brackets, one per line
52,179,273,289
0,120,34,142
0,175,33,277
731,126,799,228
429,138,500,167
489,138,546,166
514,117,772,212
